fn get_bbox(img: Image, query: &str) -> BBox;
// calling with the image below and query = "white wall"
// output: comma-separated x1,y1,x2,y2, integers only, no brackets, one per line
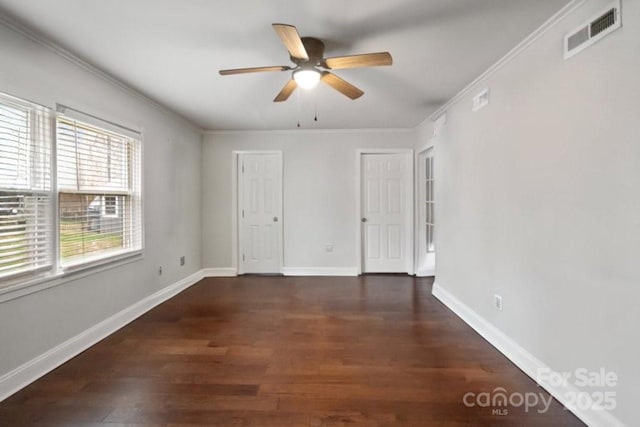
414,118,435,152
202,130,416,271
434,0,639,424
0,22,202,378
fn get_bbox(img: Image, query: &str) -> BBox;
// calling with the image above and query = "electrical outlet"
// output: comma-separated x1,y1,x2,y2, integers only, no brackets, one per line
159,266,163,276
494,294,503,311
180,256,185,266
325,244,333,253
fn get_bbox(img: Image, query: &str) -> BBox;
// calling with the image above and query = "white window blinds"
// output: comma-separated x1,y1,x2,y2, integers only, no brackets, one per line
56,116,142,267
0,94,52,279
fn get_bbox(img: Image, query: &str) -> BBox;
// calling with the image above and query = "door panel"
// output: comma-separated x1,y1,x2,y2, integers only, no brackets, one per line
387,224,401,259
387,179,401,213
366,224,381,259
362,153,410,273
240,153,281,273
264,179,273,213
367,179,381,213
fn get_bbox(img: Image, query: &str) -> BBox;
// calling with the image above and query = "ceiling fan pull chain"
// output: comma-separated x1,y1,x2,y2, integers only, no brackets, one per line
314,90,318,122
296,90,301,128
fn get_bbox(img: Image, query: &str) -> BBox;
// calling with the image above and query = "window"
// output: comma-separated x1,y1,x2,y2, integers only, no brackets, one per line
102,195,118,217
0,93,52,280
56,116,142,268
0,92,143,291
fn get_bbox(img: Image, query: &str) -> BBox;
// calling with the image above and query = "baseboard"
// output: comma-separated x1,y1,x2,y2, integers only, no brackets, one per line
202,268,237,277
202,267,358,277
282,267,358,276
432,282,624,427
0,269,205,402
415,267,435,277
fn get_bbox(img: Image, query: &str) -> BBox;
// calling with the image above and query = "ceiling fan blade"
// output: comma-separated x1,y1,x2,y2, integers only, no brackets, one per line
272,23,309,60
273,79,298,102
219,66,291,76
324,52,392,70
320,72,364,100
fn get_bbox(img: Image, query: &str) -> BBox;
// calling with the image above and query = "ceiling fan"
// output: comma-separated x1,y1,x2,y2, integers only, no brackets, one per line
219,23,392,102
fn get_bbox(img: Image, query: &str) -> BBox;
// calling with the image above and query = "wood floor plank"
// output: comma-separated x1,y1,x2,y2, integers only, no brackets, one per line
0,276,584,426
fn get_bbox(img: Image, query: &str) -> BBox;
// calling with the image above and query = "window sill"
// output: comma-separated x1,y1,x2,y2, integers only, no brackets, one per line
0,250,144,304
61,249,143,272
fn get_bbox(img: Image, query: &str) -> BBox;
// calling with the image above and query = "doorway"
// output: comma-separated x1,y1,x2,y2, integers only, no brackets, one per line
236,151,283,274
358,150,413,274
416,147,435,276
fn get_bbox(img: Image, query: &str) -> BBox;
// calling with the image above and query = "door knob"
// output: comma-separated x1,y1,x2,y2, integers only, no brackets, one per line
361,218,367,223
273,217,278,222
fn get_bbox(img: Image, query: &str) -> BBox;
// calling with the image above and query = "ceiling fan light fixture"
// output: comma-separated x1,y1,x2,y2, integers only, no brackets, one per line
293,69,320,89
219,24,393,102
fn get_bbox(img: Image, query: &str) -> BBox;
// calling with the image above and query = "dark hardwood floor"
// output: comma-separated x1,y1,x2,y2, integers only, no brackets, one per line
0,276,583,426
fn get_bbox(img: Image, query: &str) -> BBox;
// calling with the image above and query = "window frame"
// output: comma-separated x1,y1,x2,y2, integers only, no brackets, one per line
0,93,144,300
0,93,53,283
55,112,143,271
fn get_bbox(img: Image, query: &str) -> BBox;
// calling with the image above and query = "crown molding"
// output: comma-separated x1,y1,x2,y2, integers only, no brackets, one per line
424,0,587,123
0,11,203,134
203,127,415,136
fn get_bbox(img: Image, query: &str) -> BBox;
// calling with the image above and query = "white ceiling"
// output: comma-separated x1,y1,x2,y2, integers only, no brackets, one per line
0,0,570,131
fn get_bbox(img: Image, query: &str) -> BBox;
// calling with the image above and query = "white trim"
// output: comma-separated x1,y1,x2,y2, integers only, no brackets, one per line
425,0,587,122
356,149,414,275
415,139,436,159
56,103,142,139
202,268,238,277
61,249,143,273
0,14,202,133
415,266,435,278
204,128,415,135
414,146,436,275
0,269,205,402
230,152,239,273
282,267,358,276
432,282,625,427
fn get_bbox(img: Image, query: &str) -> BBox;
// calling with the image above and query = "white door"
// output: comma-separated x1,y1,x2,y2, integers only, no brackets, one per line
361,153,411,273
239,153,282,274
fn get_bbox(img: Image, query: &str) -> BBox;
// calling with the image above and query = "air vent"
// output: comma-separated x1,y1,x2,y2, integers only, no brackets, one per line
472,88,489,112
591,8,616,37
564,1,621,59
567,26,589,52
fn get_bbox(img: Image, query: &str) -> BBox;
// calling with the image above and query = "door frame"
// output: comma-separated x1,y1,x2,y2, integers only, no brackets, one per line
231,150,284,275
356,149,414,275
415,144,436,276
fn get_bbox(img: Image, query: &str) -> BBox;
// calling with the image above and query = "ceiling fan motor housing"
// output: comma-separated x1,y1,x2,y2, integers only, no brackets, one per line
294,37,326,68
